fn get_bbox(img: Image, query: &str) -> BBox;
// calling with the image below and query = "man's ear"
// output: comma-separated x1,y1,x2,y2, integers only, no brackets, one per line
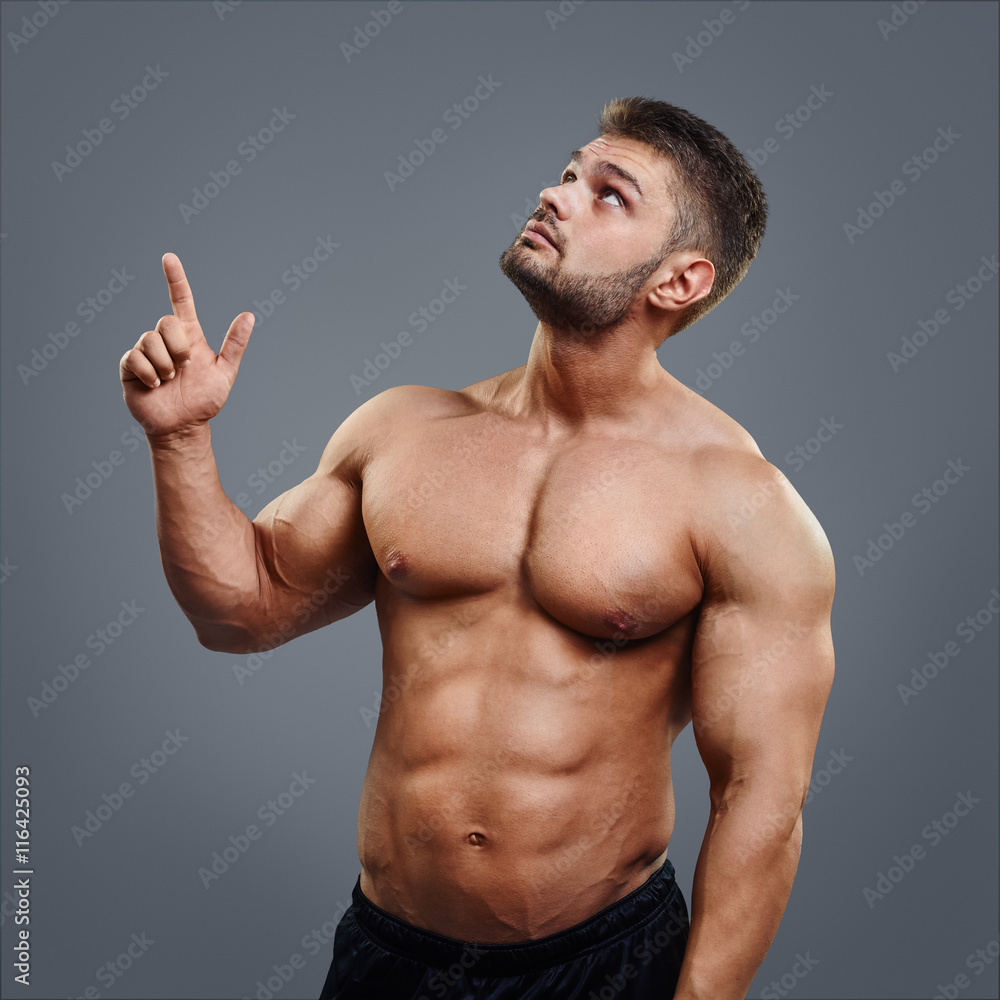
647,253,715,314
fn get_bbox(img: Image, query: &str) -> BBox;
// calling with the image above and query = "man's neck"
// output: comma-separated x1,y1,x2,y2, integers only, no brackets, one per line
512,320,670,428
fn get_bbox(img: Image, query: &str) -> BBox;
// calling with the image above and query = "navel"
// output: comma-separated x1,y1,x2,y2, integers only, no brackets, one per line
467,832,487,847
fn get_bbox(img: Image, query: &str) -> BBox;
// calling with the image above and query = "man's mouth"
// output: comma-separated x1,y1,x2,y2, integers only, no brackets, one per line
523,219,559,252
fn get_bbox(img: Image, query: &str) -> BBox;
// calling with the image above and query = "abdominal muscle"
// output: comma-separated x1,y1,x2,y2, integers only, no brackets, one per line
356,588,694,943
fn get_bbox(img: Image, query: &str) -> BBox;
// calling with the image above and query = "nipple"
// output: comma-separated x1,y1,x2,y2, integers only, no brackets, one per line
385,551,408,579
604,608,640,637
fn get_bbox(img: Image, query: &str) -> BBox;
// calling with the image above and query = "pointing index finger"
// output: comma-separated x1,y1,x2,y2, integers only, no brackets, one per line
162,252,200,326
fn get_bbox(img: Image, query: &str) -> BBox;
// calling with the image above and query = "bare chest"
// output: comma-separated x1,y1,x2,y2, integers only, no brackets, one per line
361,417,704,640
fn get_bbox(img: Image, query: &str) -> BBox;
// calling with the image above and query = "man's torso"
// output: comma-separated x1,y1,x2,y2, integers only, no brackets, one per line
341,367,763,943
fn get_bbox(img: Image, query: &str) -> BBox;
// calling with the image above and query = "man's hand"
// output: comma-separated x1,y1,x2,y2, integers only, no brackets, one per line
119,252,254,438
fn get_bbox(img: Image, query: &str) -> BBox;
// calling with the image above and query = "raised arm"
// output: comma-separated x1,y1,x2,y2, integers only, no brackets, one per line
675,458,835,1000
120,253,379,654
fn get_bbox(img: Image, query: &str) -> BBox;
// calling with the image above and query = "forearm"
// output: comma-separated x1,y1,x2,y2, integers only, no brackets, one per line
674,797,803,1000
148,423,260,649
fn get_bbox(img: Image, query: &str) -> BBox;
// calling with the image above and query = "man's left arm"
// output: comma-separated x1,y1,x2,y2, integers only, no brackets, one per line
674,462,836,1000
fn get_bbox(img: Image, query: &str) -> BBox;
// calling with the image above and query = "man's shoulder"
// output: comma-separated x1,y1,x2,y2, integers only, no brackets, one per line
314,384,467,476
345,381,486,432
667,384,833,586
659,375,767,477
328,380,502,466
351,368,523,427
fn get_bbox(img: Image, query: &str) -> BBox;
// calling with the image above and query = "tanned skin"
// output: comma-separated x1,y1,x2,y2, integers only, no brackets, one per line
121,135,835,999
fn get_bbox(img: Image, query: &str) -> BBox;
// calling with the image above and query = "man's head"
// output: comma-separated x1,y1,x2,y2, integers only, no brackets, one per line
499,97,767,341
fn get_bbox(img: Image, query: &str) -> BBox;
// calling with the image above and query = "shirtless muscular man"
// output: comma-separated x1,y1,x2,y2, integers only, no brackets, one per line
119,98,835,999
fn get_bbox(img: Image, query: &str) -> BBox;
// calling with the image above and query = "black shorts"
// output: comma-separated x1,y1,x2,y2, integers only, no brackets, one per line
318,859,689,999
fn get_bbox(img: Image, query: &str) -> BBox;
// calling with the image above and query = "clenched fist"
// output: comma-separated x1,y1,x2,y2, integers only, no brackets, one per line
120,253,254,438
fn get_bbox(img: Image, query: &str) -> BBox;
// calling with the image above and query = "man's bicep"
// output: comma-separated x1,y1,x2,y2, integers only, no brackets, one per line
254,473,376,609
691,601,834,794
249,403,382,635
691,471,836,795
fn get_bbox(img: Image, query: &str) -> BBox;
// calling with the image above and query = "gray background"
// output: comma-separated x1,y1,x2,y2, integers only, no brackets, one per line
1,1,997,998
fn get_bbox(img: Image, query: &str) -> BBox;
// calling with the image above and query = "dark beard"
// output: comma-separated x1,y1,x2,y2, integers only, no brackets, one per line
499,228,664,338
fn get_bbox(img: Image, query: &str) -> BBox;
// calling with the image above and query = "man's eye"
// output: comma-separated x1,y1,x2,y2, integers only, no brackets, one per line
560,171,576,183
601,190,624,207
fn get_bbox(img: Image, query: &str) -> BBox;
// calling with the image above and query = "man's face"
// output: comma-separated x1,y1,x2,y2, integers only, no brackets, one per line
499,135,678,335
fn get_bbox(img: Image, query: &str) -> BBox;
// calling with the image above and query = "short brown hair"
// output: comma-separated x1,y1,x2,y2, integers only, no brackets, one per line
599,96,767,334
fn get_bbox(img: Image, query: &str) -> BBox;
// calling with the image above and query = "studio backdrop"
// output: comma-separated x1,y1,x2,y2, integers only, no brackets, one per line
1,2,997,998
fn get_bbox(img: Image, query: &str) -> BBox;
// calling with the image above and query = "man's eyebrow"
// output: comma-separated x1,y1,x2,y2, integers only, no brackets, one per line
567,149,645,200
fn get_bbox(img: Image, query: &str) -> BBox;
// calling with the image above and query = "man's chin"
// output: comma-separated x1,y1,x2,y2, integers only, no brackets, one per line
500,245,542,290
504,282,615,334
498,243,639,334
501,238,546,268
499,252,549,302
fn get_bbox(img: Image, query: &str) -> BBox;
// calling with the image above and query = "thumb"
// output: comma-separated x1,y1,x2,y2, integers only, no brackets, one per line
217,312,255,375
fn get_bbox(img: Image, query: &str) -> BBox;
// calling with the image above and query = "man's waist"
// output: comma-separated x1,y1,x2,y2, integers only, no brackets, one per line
354,853,681,958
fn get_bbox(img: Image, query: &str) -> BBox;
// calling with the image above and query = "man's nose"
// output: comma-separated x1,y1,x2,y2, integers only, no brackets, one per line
538,181,571,220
